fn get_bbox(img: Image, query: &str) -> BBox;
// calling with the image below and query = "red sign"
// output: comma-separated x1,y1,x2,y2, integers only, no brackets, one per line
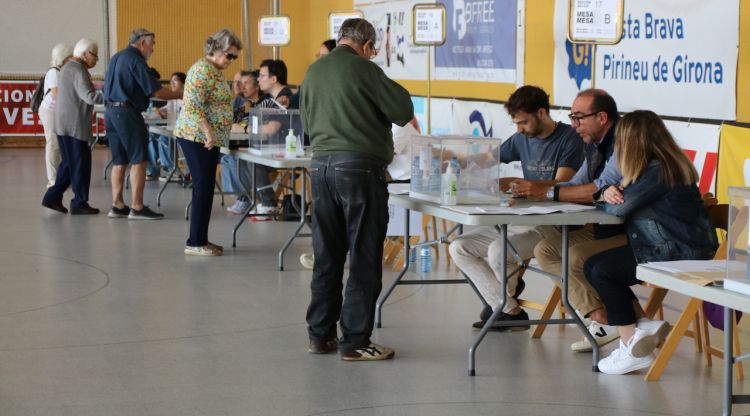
0,81,43,136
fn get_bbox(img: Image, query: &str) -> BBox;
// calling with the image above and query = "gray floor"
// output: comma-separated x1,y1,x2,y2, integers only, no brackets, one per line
0,147,747,415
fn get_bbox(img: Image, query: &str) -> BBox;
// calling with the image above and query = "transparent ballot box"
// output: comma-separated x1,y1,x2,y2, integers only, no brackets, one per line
726,187,750,295
409,135,502,204
248,108,303,156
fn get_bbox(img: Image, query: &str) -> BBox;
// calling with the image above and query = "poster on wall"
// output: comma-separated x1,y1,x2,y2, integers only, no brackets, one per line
553,0,739,120
664,120,719,195
717,125,750,203
410,96,453,135
434,0,518,83
451,99,522,177
357,0,428,80
0,81,42,136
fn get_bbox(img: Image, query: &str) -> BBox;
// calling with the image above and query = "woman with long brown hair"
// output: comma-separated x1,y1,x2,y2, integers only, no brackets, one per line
584,110,718,375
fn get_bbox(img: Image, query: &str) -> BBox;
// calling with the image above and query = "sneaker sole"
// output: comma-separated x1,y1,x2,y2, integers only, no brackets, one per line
128,215,164,220
184,249,221,256
340,350,394,361
108,212,129,218
571,333,620,353
599,356,655,375
630,323,672,358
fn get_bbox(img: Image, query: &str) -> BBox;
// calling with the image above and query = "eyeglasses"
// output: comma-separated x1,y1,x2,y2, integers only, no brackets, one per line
568,112,599,123
86,51,99,59
224,52,238,61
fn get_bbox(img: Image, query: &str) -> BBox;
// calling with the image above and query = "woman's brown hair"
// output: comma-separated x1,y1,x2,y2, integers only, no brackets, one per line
615,110,698,187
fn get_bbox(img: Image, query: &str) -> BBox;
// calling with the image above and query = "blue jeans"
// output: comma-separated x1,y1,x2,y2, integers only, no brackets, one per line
178,138,219,246
43,135,92,209
305,154,389,352
157,135,174,171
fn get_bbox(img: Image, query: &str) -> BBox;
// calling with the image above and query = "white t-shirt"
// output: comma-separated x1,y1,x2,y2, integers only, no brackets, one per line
39,68,59,110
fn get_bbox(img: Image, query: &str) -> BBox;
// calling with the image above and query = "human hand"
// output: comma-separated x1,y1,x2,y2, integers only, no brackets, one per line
603,185,625,204
512,180,549,201
276,95,290,108
499,177,520,192
204,133,216,150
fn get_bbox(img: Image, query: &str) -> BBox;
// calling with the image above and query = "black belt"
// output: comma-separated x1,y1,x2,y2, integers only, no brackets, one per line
106,101,133,108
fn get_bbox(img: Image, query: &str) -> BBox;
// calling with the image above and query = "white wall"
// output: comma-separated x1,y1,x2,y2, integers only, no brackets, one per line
0,0,106,76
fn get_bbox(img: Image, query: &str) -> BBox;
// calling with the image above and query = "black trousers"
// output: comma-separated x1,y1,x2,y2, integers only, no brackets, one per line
43,135,92,209
178,138,219,247
584,244,639,326
306,154,389,352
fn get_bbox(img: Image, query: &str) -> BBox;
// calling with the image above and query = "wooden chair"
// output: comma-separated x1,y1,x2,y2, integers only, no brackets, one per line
645,194,745,381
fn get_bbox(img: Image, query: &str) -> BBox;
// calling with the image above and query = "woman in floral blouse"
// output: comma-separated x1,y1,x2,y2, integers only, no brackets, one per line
175,29,241,256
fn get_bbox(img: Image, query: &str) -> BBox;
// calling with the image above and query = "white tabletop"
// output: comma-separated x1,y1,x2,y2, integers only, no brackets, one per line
387,193,623,227
220,147,312,169
637,264,750,313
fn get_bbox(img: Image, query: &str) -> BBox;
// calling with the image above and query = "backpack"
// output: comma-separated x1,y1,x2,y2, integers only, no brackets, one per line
30,67,57,113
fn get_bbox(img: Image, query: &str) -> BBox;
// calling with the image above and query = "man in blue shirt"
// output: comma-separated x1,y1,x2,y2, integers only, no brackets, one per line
104,28,181,220
448,85,584,331
522,89,628,353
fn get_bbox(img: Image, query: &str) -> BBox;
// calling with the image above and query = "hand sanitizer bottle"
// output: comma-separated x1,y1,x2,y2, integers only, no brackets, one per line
285,129,297,159
441,165,458,205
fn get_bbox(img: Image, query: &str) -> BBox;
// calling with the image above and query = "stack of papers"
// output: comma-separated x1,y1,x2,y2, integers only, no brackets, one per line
643,260,738,287
439,204,596,215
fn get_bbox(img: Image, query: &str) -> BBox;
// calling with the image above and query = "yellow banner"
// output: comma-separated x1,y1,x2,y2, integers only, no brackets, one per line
717,124,750,203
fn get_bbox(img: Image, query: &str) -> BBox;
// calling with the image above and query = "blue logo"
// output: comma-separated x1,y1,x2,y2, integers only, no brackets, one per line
469,110,492,137
565,40,594,89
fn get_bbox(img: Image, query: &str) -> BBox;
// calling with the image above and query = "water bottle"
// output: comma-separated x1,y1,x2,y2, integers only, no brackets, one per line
450,156,461,188
428,156,441,192
420,247,432,273
409,246,417,264
411,156,423,191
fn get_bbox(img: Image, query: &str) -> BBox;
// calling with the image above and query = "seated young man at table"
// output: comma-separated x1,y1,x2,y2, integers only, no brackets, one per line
518,89,627,352
448,85,584,331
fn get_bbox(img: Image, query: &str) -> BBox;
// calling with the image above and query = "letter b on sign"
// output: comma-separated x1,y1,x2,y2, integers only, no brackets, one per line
605,14,611,24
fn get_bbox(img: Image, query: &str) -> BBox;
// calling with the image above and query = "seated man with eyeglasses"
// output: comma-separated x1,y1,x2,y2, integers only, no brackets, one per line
514,89,627,353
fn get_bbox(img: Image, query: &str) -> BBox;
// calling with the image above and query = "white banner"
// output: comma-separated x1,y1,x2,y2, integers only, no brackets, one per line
554,0,739,119
665,120,720,195
357,1,429,80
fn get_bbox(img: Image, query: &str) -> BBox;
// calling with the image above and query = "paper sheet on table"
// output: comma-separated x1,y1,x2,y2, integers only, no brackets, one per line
644,260,741,286
388,183,411,195
440,204,596,215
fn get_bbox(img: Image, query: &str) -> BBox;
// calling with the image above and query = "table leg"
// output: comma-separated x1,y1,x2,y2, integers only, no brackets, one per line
724,305,734,416
468,224,508,376
376,209,411,328
278,168,310,270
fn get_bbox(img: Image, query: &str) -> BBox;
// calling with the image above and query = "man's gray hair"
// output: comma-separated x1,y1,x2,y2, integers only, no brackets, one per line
73,38,98,59
204,29,243,55
128,28,155,45
337,18,376,45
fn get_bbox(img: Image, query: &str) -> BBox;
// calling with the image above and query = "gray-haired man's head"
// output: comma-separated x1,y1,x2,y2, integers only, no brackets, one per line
336,19,378,59
129,28,156,60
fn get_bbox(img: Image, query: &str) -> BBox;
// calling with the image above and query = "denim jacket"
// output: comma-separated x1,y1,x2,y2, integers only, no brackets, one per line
596,161,717,263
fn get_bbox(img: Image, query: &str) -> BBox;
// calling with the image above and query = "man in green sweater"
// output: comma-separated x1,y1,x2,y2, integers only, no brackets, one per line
301,18,413,361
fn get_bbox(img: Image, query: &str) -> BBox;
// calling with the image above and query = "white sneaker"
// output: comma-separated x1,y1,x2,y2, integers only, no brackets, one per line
249,205,278,221
184,245,222,256
598,340,655,375
226,199,250,215
629,319,671,358
300,252,314,270
571,321,620,352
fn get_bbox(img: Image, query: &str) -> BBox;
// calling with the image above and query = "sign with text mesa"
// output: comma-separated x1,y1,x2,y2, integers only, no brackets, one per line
328,10,363,40
568,0,624,44
258,16,291,46
413,4,446,46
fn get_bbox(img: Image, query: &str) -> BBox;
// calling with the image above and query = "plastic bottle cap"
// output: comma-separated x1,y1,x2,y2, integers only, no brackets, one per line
287,129,295,136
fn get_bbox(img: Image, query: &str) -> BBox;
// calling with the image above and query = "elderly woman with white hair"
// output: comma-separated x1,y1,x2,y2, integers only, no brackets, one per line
174,29,241,256
38,43,74,188
41,38,104,215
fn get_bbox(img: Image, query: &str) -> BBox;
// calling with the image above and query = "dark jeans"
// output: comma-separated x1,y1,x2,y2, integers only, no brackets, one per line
43,135,92,209
306,154,389,352
178,138,219,246
584,245,639,326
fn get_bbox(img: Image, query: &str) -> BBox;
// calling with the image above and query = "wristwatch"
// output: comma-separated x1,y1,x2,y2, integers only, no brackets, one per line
546,186,555,201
